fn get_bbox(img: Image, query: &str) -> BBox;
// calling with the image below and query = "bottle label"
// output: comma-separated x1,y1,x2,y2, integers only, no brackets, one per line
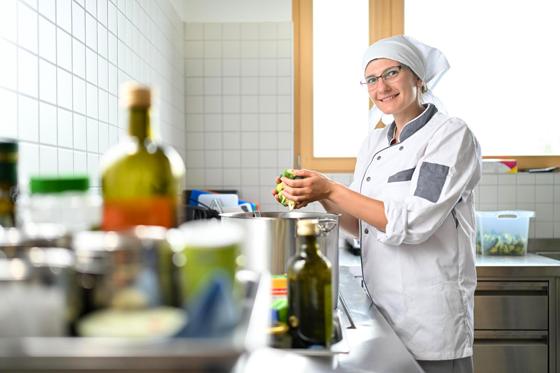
102,197,175,230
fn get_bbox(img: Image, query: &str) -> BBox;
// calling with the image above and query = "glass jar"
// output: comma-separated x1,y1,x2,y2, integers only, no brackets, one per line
17,175,101,233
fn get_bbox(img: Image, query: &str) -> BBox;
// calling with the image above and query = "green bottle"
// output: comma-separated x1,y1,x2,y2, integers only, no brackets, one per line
0,139,18,228
287,219,333,348
100,83,185,231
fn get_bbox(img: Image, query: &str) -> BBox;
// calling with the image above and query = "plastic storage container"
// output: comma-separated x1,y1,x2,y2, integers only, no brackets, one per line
17,176,101,233
475,210,534,256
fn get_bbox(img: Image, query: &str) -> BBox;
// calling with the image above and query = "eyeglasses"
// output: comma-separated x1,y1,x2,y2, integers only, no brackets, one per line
360,65,404,89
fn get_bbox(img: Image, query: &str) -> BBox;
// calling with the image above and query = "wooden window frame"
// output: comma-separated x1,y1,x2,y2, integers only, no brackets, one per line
293,0,559,172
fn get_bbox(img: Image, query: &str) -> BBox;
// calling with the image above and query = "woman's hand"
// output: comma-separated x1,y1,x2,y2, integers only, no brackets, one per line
280,169,334,208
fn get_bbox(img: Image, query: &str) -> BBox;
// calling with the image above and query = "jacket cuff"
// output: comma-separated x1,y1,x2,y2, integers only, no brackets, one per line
377,200,407,245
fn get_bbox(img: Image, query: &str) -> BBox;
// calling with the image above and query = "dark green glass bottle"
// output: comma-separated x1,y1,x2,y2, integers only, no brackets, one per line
287,219,333,348
0,139,18,228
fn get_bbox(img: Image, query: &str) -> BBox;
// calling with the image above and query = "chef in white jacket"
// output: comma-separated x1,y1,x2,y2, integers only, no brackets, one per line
274,35,482,373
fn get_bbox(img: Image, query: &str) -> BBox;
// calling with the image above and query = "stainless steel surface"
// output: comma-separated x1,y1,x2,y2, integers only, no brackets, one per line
0,271,269,372
476,253,560,277
0,231,74,338
474,254,560,373
72,228,183,329
474,281,548,330
221,211,340,306
473,341,548,373
239,265,423,373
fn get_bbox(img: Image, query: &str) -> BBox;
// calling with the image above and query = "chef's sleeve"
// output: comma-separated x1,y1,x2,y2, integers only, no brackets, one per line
378,119,481,245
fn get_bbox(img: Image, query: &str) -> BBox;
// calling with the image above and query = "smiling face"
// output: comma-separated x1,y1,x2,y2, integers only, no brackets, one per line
364,58,424,125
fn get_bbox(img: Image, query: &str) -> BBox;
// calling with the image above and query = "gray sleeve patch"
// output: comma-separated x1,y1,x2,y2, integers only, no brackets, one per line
414,162,449,203
387,167,415,183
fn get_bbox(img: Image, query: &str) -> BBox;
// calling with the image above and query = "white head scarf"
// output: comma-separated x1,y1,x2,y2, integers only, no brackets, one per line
362,35,450,125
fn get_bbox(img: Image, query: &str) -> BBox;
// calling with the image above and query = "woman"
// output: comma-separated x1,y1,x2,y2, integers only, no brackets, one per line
274,35,481,372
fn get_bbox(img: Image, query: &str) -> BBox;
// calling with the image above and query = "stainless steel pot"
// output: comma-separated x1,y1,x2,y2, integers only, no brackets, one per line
0,227,74,337
220,211,340,307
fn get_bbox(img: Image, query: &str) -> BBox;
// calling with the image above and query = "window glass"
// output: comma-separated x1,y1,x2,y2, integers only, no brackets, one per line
405,0,560,155
313,0,370,158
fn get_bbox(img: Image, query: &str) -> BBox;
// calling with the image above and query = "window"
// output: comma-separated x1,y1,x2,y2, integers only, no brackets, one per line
294,0,558,171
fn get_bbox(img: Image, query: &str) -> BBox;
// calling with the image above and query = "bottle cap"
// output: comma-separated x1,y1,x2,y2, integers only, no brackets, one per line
0,139,18,154
297,219,319,236
121,82,151,108
30,175,89,194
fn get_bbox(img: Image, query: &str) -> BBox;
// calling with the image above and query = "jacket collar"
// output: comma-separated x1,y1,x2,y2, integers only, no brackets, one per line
386,103,438,144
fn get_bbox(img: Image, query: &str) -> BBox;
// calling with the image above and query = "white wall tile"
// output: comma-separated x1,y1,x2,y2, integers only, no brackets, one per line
0,89,18,138
73,76,86,114
98,122,108,153
0,39,18,90
39,102,57,145
98,25,108,58
58,148,74,174
86,118,98,152
39,144,58,175
18,49,38,97
18,95,39,142
39,16,57,63
73,39,86,78
98,89,108,123
85,12,97,50
0,1,18,42
18,142,39,181
39,59,57,104
73,150,87,174
56,0,72,33
72,1,86,43
57,108,73,148
107,32,117,64
18,2,38,53
86,82,98,118
107,1,117,34
73,113,87,151
57,29,72,71
57,67,73,109
536,185,554,204
85,47,98,84
87,153,99,187
221,23,240,40
85,0,96,16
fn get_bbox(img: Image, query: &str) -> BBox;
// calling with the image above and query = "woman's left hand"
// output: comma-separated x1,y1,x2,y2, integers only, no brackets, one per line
280,169,333,208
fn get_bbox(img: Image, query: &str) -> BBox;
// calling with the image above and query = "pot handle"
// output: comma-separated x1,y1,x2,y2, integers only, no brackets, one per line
317,218,337,235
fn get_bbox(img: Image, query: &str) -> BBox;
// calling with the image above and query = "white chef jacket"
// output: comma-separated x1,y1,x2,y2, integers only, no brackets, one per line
349,104,482,360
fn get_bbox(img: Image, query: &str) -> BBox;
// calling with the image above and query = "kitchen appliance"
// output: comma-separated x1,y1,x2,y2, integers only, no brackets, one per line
220,211,340,308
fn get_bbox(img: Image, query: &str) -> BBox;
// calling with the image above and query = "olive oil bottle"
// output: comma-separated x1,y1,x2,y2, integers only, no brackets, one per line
100,83,185,231
287,219,333,348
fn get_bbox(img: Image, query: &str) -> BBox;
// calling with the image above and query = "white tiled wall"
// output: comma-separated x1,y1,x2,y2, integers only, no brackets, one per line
182,22,560,238
183,22,293,212
0,0,185,189
475,173,560,239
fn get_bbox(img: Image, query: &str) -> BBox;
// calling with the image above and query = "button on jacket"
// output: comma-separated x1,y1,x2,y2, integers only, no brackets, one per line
349,104,482,360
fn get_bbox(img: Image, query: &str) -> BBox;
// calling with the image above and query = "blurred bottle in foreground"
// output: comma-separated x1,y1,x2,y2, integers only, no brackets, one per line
0,139,18,228
100,83,185,231
287,219,333,348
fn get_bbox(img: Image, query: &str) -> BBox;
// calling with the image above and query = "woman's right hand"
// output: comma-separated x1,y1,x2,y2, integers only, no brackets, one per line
280,169,334,208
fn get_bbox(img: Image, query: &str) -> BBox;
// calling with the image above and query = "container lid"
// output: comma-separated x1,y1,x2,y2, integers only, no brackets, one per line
30,175,89,194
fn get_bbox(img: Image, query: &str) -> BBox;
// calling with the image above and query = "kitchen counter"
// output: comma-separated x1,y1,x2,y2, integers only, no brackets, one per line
238,265,423,373
476,253,560,277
